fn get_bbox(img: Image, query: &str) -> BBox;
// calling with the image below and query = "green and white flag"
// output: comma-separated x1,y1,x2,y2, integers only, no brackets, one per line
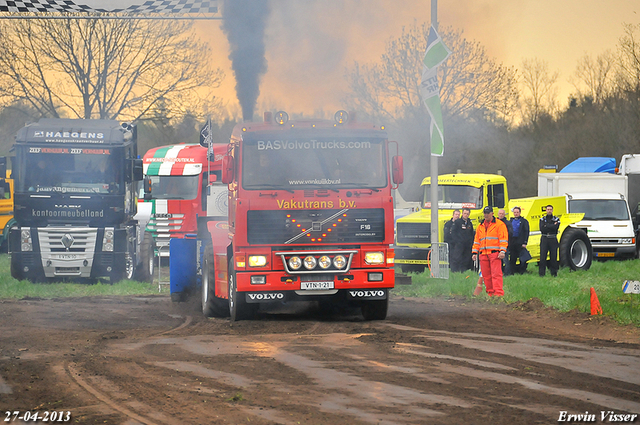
420,26,451,157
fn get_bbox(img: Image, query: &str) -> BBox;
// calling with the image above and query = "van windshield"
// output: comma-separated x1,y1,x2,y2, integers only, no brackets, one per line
568,199,629,220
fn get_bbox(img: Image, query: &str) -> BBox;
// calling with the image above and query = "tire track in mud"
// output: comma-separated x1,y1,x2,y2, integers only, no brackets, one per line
65,363,166,425
88,319,640,424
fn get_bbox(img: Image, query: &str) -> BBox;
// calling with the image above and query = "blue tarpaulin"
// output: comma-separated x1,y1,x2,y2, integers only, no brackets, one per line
560,157,616,173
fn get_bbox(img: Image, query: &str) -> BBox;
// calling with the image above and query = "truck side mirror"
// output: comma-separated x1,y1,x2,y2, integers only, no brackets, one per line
209,174,218,184
392,155,404,185
143,177,152,200
133,159,143,181
221,155,234,184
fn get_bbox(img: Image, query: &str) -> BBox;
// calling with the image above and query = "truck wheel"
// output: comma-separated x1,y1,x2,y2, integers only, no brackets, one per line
135,232,155,283
361,298,389,321
228,258,255,322
400,264,425,274
559,228,592,271
202,245,229,318
10,255,23,281
124,252,135,281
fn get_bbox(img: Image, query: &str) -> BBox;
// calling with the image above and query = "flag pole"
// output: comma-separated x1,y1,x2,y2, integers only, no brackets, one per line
430,0,440,277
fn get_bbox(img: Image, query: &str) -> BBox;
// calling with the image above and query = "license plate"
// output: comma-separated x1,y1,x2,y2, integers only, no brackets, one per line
300,281,334,290
57,267,79,273
595,252,615,257
54,254,78,260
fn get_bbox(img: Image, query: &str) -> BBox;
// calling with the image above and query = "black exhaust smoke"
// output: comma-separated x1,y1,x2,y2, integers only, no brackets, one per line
222,0,271,122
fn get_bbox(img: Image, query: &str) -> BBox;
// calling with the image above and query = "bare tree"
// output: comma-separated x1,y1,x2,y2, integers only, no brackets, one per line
617,23,640,93
345,23,518,126
519,58,559,126
0,16,224,121
570,51,615,103
344,22,519,199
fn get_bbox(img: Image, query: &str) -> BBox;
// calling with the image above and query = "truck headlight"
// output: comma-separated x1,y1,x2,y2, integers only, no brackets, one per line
303,255,317,270
364,252,384,265
620,238,634,244
103,227,114,252
21,228,32,252
333,255,347,269
248,255,267,267
288,256,302,270
318,255,332,269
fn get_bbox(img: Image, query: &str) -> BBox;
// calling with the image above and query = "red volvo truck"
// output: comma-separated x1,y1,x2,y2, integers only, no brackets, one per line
197,111,404,321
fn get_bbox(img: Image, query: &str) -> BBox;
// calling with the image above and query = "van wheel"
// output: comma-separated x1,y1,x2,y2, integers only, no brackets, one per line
202,244,229,318
560,228,592,271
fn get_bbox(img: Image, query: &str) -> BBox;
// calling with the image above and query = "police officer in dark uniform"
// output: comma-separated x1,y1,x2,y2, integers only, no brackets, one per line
539,204,560,277
451,208,474,272
443,210,460,266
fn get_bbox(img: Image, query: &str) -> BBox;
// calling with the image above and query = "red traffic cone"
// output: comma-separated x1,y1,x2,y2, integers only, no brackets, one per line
473,273,484,296
590,287,603,315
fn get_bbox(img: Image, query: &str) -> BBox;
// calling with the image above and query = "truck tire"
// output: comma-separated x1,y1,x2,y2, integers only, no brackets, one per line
202,244,229,318
559,228,592,271
400,264,426,274
228,258,255,322
10,254,23,281
361,298,389,320
135,231,155,283
125,251,135,281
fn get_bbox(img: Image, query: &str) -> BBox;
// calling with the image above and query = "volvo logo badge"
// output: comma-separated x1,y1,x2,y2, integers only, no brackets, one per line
61,233,74,251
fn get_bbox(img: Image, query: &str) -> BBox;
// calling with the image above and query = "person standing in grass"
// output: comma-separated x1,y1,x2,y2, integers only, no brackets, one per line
509,206,530,274
539,204,560,277
451,208,474,272
472,206,508,297
497,209,513,276
443,209,460,268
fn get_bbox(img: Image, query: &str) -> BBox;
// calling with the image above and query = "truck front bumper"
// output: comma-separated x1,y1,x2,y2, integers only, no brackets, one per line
236,268,394,302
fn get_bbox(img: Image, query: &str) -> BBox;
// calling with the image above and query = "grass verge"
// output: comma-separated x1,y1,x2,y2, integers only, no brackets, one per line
393,259,640,327
0,254,165,299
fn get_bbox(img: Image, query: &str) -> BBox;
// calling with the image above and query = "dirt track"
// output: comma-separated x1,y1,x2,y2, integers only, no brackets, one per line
1,295,639,424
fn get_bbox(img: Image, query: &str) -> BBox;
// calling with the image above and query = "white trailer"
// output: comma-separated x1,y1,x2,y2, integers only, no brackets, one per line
537,172,636,259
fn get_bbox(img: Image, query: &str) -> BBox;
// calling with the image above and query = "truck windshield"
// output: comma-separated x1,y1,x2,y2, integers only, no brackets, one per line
147,175,199,200
241,137,387,190
569,199,630,220
18,148,123,195
424,185,483,209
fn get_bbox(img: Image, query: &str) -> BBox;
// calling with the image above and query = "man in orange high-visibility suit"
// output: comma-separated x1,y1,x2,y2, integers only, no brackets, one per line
472,206,509,296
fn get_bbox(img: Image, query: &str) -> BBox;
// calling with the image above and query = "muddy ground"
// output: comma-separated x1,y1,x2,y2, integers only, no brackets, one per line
1,294,639,425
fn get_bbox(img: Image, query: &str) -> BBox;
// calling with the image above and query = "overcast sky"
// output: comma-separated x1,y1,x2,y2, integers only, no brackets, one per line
196,0,640,119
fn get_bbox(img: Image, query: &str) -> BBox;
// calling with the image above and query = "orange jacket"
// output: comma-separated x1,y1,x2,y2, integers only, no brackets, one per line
472,217,508,255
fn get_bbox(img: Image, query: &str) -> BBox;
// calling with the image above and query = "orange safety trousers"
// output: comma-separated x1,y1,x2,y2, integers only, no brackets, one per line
479,251,504,296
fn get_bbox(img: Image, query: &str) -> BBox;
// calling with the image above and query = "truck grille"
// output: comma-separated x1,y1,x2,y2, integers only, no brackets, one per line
37,227,98,278
396,222,431,244
38,227,98,253
247,208,385,245
147,214,185,257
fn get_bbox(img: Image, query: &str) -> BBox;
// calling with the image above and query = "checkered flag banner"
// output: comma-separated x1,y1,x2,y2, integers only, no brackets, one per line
0,0,218,14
